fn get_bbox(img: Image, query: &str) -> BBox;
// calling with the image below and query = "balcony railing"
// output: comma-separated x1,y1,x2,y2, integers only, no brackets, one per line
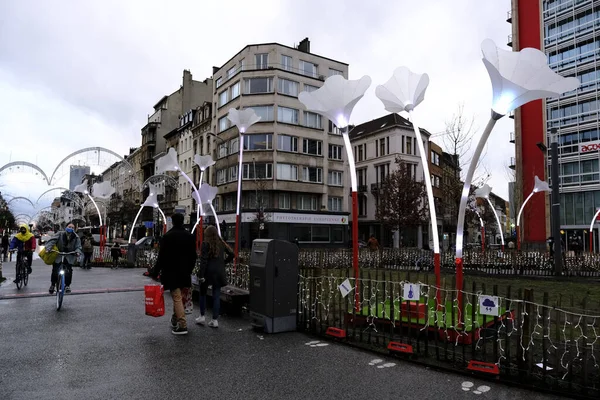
507,10,512,23
507,34,513,47
371,183,382,194
358,185,367,193
509,157,516,170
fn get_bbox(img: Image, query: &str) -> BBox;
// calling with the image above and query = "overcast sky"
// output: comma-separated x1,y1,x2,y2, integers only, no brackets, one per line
0,0,514,217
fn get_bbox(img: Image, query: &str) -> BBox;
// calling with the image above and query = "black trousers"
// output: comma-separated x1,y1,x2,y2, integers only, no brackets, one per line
83,252,93,266
51,262,73,286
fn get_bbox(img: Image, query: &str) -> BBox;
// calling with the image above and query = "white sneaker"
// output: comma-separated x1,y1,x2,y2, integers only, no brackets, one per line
208,319,219,328
185,307,193,315
195,315,206,325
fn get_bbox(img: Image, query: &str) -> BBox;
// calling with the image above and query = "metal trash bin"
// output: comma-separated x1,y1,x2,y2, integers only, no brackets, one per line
127,243,137,266
249,239,298,333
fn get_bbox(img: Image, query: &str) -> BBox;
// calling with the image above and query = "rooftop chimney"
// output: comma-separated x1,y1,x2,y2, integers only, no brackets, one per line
298,38,310,53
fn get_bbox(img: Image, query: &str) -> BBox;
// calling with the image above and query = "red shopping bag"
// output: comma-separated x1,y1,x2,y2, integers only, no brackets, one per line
144,285,165,317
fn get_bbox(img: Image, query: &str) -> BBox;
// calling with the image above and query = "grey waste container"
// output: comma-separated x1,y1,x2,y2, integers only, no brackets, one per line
249,239,298,333
127,244,137,266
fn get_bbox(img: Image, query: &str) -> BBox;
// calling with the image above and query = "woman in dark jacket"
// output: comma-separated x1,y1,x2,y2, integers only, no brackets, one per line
156,213,197,335
195,225,234,328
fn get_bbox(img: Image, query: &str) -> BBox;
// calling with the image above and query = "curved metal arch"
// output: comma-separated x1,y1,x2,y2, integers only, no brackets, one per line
143,174,179,189
13,213,33,221
35,187,70,205
0,161,49,184
48,147,131,185
7,196,35,208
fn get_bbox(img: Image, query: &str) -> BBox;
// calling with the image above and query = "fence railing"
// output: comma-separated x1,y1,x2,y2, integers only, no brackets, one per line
297,268,600,398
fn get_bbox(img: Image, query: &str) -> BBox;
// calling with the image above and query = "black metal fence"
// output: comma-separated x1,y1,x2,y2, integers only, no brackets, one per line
297,268,600,399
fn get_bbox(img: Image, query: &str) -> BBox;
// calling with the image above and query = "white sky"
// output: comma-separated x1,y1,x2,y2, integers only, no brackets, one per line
0,0,514,217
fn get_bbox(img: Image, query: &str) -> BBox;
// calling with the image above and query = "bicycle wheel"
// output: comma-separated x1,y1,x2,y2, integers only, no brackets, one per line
56,273,64,311
15,261,22,290
22,261,28,287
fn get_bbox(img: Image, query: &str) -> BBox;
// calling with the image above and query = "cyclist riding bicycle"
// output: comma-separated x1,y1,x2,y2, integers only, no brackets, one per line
9,224,36,282
44,222,82,294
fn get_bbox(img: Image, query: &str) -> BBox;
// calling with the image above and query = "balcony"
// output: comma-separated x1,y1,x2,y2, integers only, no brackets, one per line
507,34,513,47
510,132,515,143
371,183,382,194
509,157,516,170
358,185,367,193
506,10,512,23
148,109,162,124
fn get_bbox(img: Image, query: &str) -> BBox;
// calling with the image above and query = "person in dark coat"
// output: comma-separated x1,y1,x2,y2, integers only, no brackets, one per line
2,232,9,261
156,213,197,335
195,225,234,328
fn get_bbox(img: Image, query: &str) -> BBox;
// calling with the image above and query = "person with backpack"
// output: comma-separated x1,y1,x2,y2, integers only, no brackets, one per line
81,232,94,269
44,222,82,294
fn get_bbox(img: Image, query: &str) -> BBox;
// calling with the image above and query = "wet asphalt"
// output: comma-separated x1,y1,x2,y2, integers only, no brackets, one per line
0,260,565,400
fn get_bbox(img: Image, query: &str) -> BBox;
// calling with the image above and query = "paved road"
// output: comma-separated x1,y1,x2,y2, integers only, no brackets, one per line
0,260,563,400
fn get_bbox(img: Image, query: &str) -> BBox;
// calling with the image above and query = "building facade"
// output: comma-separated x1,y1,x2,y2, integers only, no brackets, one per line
510,0,600,251
211,38,350,247
69,166,90,191
348,113,430,248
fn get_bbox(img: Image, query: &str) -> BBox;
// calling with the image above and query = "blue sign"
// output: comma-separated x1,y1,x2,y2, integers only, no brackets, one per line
143,221,154,228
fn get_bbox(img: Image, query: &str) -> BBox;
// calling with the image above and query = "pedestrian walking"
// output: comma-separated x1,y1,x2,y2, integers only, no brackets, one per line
155,213,197,335
195,225,234,328
367,234,380,251
110,242,121,269
82,232,94,269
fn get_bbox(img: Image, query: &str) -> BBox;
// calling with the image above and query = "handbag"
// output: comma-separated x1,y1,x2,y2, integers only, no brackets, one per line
144,285,165,317
39,245,59,265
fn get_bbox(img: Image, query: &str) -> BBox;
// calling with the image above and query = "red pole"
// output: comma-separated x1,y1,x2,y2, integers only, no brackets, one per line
234,214,240,272
456,256,463,321
516,226,521,251
434,253,441,310
481,226,485,253
351,191,360,312
196,216,203,250
590,230,593,254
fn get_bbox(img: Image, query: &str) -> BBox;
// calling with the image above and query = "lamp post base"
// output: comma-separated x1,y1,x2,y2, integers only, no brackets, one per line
455,257,464,323
434,252,441,310
351,191,360,312
234,214,240,272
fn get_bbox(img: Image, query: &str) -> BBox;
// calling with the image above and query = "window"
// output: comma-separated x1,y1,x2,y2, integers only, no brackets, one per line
278,193,290,209
217,169,226,184
277,107,299,124
281,55,293,71
301,166,323,183
376,164,389,183
227,66,236,80
243,163,273,179
329,68,343,76
377,137,389,157
303,111,322,129
278,78,299,96
252,105,274,121
328,144,343,160
216,77,223,88
302,138,322,155
299,60,317,77
218,143,228,158
406,137,412,155
228,137,239,154
298,194,318,211
244,134,272,150
328,121,342,135
276,163,298,180
357,168,367,186
304,84,319,93
354,144,366,162
256,53,268,69
328,197,342,211
278,135,298,152
218,116,229,132
231,82,240,99
228,165,238,181
218,90,228,107
358,194,367,216
328,171,343,186
245,77,274,94
430,151,440,165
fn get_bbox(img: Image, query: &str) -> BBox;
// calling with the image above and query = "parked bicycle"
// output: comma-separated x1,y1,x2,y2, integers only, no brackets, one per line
51,250,78,311
9,249,28,290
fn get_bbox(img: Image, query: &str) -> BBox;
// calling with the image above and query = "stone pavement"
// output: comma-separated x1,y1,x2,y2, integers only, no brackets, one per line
0,260,564,400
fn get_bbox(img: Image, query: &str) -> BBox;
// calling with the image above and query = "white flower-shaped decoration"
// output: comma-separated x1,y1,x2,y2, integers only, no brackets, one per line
198,183,218,204
92,181,115,199
73,180,89,195
194,154,215,171
375,66,429,113
142,183,159,208
155,147,179,174
474,184,492,199
226,108,261,134
298,75,372,128
481,39,580,116
533,175,551,193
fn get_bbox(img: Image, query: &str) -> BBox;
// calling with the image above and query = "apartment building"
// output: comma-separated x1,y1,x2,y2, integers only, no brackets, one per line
349,113,430,248
210,38,350,246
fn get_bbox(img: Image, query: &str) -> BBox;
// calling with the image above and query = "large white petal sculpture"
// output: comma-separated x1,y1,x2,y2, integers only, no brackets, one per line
155,147,179,174
454,39,580,309
191,183,220,236
129,183,166,243
376,66,442,306
299,74,371,312
192,154,216,235
92,181,115,200
194,154,216,172
473,184,504,251
516,175,551,250
227,108,261,266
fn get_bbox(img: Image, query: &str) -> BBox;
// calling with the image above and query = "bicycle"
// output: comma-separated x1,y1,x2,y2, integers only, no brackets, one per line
10,250,28,290
51,250,79,311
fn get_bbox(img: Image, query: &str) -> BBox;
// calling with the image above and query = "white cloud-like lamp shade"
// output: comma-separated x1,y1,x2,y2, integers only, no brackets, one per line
198,183,218,204
375,67,429,113
298,75,372,128
482,39,580,116
142,183,159,208
226,108,261,134
92,181,115,199
533,175,551,193
194,154,215,171
474,184,492,199
73,180,89,195
155,147,179,174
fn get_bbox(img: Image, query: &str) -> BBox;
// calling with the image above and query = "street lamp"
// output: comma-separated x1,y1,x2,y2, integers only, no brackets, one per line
474,184,505,251
515,176,550,250
128,183,166,244
299,74,372,313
